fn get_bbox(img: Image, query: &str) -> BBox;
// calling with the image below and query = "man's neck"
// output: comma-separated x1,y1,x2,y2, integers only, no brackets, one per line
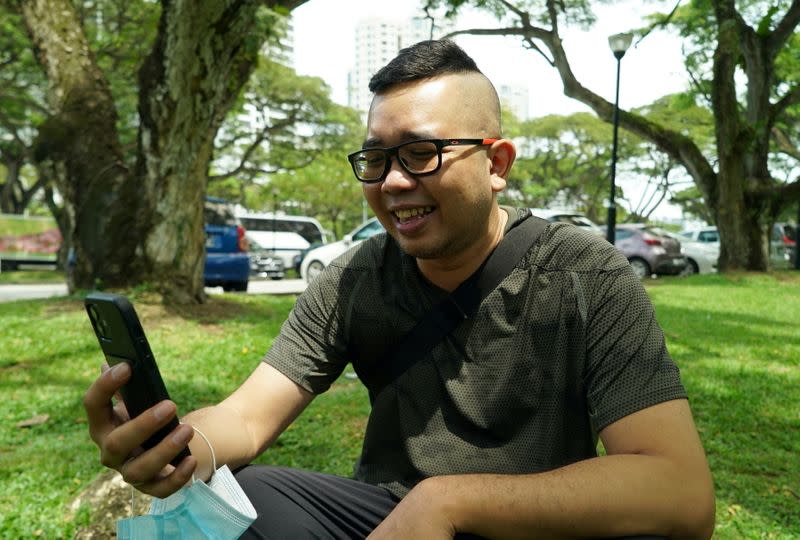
416,207,509,292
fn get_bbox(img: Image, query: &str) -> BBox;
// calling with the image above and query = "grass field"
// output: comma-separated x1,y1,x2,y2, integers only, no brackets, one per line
0,270,65,284
0,215,57,237
0,273,798,538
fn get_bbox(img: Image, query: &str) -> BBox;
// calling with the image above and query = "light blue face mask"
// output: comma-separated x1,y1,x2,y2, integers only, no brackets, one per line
117,427,257,540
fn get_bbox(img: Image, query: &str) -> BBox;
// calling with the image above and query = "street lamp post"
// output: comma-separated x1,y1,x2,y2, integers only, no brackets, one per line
606,32,633,244
271,188,278,253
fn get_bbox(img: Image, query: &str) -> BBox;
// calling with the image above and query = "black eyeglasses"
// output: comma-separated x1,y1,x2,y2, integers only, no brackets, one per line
347,138,498,184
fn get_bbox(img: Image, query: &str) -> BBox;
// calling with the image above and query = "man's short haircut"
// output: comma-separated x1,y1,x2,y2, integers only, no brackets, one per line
369,39,483,94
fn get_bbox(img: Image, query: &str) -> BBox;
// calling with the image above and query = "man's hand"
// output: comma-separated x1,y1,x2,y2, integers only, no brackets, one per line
367,479,456,540
83,362,197,498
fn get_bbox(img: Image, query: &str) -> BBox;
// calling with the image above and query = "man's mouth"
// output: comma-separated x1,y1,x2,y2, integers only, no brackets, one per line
393,206,434,223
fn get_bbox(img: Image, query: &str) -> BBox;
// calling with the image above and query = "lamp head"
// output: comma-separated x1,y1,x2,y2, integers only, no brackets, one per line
608,32,633,59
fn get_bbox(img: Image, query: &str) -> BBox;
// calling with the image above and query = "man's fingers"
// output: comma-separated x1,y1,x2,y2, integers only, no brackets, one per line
129,456,198,499
100,400,179,469
83,363,131,444
119,424,197,498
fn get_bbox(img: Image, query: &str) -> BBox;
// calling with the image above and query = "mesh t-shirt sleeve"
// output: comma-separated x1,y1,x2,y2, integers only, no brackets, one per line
262,266,352,395
583,263,686,432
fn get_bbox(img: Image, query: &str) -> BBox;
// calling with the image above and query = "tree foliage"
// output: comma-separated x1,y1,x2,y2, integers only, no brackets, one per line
428,0,800,271
0,3,48,215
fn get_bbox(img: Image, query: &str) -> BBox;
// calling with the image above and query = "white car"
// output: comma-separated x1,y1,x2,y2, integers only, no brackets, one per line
300,218,385,283
246,230,309,271
530,208,605,236
678,239,719,275
677,227,720,245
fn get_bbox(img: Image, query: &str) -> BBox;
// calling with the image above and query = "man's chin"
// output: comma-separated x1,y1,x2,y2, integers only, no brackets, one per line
393,237,451,260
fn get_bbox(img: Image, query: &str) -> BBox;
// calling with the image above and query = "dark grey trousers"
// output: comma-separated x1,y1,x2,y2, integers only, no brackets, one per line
234,465,667,540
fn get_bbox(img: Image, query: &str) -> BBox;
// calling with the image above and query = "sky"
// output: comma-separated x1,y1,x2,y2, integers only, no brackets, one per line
292,0,689,117
290,0,692,220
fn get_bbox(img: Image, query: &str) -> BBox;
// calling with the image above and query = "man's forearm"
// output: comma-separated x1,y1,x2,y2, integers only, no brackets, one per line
180,363,315,481
419,453,714,540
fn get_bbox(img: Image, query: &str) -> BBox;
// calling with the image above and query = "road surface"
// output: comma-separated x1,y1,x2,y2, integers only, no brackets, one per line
0,279,307,303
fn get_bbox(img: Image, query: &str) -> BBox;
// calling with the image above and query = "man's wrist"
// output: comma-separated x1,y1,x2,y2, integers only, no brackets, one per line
414,475,465,533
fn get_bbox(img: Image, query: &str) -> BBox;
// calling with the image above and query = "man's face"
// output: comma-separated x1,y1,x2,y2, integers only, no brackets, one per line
362,74,507,265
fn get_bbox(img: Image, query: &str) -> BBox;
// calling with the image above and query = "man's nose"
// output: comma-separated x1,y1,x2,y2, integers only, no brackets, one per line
381,158,418,193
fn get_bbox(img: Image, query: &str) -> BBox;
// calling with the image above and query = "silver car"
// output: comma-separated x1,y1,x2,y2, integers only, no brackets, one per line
300,218,385,283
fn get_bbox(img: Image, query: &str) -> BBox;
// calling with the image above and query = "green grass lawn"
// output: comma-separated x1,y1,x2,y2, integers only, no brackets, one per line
0,215,57,237
0,273,798,538
0,269,66,284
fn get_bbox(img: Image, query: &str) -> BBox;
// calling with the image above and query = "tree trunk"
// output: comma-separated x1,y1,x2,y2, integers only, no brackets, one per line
20,0,309,302
134,1,267,303
21,0,142,291
134,0,309,303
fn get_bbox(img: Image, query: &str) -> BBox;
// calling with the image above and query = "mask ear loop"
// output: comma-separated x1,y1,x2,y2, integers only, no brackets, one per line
190,424,217,483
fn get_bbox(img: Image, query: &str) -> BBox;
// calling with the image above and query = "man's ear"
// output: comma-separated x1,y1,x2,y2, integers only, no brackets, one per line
488,139,516,192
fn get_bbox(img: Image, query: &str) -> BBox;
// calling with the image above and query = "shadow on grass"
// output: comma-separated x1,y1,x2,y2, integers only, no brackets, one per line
654,301,800,531
688,362,800,531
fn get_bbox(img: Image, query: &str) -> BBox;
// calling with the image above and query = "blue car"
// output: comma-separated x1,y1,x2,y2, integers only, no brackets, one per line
203,197,250,292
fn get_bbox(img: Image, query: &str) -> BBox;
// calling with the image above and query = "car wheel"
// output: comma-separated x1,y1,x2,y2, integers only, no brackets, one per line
681,259,699,276
628,257,651,279
305,260,325,283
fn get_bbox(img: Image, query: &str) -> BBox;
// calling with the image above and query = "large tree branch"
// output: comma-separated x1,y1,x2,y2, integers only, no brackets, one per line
771,126,800,162
450,0,720,206
770,83,800,123
769,0,800,53
209,156,314,182
763,178,800,207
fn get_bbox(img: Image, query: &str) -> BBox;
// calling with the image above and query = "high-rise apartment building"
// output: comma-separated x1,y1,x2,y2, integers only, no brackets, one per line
498,83,530,121
347,17,529,121
265,15,295,67
348,16,449,114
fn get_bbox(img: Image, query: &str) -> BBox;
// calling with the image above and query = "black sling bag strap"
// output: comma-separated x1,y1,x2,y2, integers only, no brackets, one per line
369,210,549,401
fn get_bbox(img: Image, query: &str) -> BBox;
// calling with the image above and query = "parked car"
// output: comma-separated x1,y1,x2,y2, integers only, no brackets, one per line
246,237,285,280
665,232,718,275
677,226,720,246
531,208,605,236
680,223,797,269
245,229,309,271
292,241,323,274
300,217,385,283
614,224,687,279
771,222,796,269
203,197,250,292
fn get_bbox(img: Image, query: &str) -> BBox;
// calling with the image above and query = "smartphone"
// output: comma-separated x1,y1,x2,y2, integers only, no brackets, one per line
84,292,190,467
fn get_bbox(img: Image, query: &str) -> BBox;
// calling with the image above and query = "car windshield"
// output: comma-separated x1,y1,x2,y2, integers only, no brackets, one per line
352,220,384,241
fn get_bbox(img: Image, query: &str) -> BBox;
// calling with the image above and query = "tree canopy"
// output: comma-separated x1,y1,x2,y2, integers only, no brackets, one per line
428,0,800,270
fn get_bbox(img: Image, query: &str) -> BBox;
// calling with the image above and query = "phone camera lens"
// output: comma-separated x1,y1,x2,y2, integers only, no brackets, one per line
97,318,109,337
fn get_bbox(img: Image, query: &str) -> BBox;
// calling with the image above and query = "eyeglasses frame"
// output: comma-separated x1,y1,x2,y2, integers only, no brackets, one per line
347,138,498,184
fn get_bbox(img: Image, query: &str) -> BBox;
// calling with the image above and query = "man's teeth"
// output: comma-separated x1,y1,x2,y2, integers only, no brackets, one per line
395,206,433,220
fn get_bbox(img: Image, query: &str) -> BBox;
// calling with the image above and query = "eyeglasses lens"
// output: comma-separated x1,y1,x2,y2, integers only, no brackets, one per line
353,141,440,181
397,141,439,175
353,150,386,181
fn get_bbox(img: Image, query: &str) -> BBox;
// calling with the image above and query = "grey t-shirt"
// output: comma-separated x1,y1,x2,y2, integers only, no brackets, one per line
264,208,686,497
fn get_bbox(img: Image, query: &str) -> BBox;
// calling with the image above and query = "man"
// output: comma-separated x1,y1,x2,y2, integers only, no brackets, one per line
84,40,715,539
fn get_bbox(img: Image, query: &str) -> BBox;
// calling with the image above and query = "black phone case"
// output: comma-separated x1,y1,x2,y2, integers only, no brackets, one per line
84,292,190,467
